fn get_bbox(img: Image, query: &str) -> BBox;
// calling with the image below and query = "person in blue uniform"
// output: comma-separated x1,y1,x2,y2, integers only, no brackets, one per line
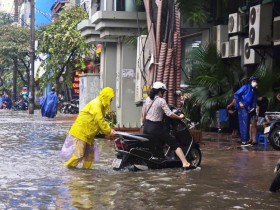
234,76,258,145
41,87,58,118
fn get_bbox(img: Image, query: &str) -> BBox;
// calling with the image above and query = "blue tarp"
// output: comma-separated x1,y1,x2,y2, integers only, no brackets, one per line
219,109,229,122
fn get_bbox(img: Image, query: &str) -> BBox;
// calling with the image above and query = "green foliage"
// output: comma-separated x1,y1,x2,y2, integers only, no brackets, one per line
96,111,117,136
253,64,280,111
176,0,245,25
36,5,94,88
182,43,245,129
0,25,30,94
0,12,13,26
105,111,117,128
176,0,209,26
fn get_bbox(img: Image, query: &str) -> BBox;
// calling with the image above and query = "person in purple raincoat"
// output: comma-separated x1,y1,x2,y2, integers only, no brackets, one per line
234,76,258,145
41,87,58,118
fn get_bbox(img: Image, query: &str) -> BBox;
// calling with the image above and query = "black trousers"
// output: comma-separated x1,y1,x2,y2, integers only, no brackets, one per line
143,120,180,150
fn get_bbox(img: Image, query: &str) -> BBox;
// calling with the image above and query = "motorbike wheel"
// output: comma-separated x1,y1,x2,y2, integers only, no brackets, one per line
187,147,202,167
60,106,66,114
70,107,78,114
270,127,280,151
269,171,280,192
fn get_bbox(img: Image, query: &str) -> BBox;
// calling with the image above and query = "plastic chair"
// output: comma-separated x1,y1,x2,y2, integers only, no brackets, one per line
257,133,267,145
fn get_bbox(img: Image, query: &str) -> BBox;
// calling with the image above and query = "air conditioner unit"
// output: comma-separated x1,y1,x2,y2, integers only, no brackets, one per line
229,36,241,57
221,42,229,58
249,4,273,47
274,16,280,45
213,25,228,53
244,38,260,65
228,13,246,34
135,35,148,103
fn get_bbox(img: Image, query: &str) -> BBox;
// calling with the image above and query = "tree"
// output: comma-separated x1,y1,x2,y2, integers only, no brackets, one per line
0,11,13,26
37,5,94,90
176,0,246,26
182,43,246,129
0,25,30,103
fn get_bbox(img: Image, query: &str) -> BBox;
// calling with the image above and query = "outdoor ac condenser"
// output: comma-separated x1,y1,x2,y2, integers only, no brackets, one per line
244,38,260,65
228,13,246,34
229,36,241,57
135,35,148,103
249,4,273,47
213,25,228,53
221,42,229,58
274,16,280,45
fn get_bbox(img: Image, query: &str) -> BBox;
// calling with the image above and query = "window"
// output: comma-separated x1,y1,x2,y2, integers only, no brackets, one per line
182,35,202,82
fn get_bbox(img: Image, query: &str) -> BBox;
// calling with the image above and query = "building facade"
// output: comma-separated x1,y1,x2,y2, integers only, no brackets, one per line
77,0,146,128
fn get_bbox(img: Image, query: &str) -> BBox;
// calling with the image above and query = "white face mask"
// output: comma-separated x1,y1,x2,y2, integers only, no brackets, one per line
251,81,257,88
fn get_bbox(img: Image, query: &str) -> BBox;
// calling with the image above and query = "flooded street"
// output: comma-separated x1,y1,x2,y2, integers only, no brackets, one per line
0,111,280,209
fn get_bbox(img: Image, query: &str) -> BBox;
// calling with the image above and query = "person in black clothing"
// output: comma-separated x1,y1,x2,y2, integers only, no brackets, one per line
227,86,239,138
256,97,269,132
143,82,196,170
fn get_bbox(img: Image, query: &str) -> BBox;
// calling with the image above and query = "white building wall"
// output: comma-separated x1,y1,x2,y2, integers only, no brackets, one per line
0,0,13,13
19,0,31,27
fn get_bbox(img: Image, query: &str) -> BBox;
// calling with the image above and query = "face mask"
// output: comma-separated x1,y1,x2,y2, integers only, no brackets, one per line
251,82,257,88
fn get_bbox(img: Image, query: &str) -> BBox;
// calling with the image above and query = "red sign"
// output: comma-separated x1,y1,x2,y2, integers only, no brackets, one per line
72,70,81,96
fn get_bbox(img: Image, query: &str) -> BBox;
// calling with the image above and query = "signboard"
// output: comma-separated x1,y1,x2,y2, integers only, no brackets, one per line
72,71,80,98
21,86,29,96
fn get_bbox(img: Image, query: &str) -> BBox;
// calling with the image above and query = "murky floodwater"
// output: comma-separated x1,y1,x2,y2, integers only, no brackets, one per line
0,110,280,209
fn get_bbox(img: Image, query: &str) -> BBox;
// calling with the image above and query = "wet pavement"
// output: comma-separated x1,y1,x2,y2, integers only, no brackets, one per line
0,110,280,209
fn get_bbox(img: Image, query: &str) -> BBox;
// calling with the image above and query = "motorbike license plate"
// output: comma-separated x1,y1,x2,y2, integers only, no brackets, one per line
264,126,270,134
112,158,122,168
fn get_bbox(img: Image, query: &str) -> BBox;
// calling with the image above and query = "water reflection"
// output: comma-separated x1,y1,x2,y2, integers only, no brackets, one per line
0,111,280,209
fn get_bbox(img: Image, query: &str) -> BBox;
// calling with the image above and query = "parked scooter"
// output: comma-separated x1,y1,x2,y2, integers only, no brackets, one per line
112,106,202,171
13,101,28,111
0,101,8,109
69,99,79,114
60,99,79,114
264,117,280,150
269,158,280,192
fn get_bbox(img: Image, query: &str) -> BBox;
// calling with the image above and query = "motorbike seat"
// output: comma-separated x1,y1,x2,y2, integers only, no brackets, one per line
131,133,158,142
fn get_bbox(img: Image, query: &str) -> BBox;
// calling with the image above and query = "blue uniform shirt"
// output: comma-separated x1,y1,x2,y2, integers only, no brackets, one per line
234,84,257,111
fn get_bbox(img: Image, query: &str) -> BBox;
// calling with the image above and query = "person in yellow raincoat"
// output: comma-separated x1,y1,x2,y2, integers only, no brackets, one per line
59,87,116,169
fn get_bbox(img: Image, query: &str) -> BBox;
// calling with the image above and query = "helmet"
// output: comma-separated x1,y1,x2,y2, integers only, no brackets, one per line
51,87,55,91
249,76,258,82
152,82,167,90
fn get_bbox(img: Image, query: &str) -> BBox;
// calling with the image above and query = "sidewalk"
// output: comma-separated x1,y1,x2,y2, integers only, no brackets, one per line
202,131,273,151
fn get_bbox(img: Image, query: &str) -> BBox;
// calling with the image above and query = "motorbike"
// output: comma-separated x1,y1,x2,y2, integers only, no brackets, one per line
13,101,28,111
269,158,280,192
264,117,280,150
0,101,8,109
112,106,202,171
60,99,79,114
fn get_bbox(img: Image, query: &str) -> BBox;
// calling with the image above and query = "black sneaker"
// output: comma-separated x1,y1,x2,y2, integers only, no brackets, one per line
251,142,258,146
241,142,251,146
183,165,197,170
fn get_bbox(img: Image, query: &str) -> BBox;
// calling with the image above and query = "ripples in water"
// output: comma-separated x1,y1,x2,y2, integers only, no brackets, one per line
0,111,280,209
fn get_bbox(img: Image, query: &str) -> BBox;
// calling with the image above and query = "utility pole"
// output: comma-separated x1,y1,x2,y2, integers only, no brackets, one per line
12,58,18,105
14,0,18,22
29,0,35,114
12,0,18,106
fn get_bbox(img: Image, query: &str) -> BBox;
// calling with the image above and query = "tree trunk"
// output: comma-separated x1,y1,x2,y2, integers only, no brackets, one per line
12,58,18,105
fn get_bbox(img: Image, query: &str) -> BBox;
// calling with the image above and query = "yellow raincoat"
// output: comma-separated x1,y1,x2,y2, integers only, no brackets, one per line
64,87,115,169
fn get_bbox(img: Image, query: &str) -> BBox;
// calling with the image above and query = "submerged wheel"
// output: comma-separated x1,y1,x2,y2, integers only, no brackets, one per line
270,172,280,192
187,147,202,167
270,127,280,151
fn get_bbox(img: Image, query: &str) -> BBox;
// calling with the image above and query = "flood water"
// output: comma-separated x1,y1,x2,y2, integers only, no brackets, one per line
0,111,280,209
